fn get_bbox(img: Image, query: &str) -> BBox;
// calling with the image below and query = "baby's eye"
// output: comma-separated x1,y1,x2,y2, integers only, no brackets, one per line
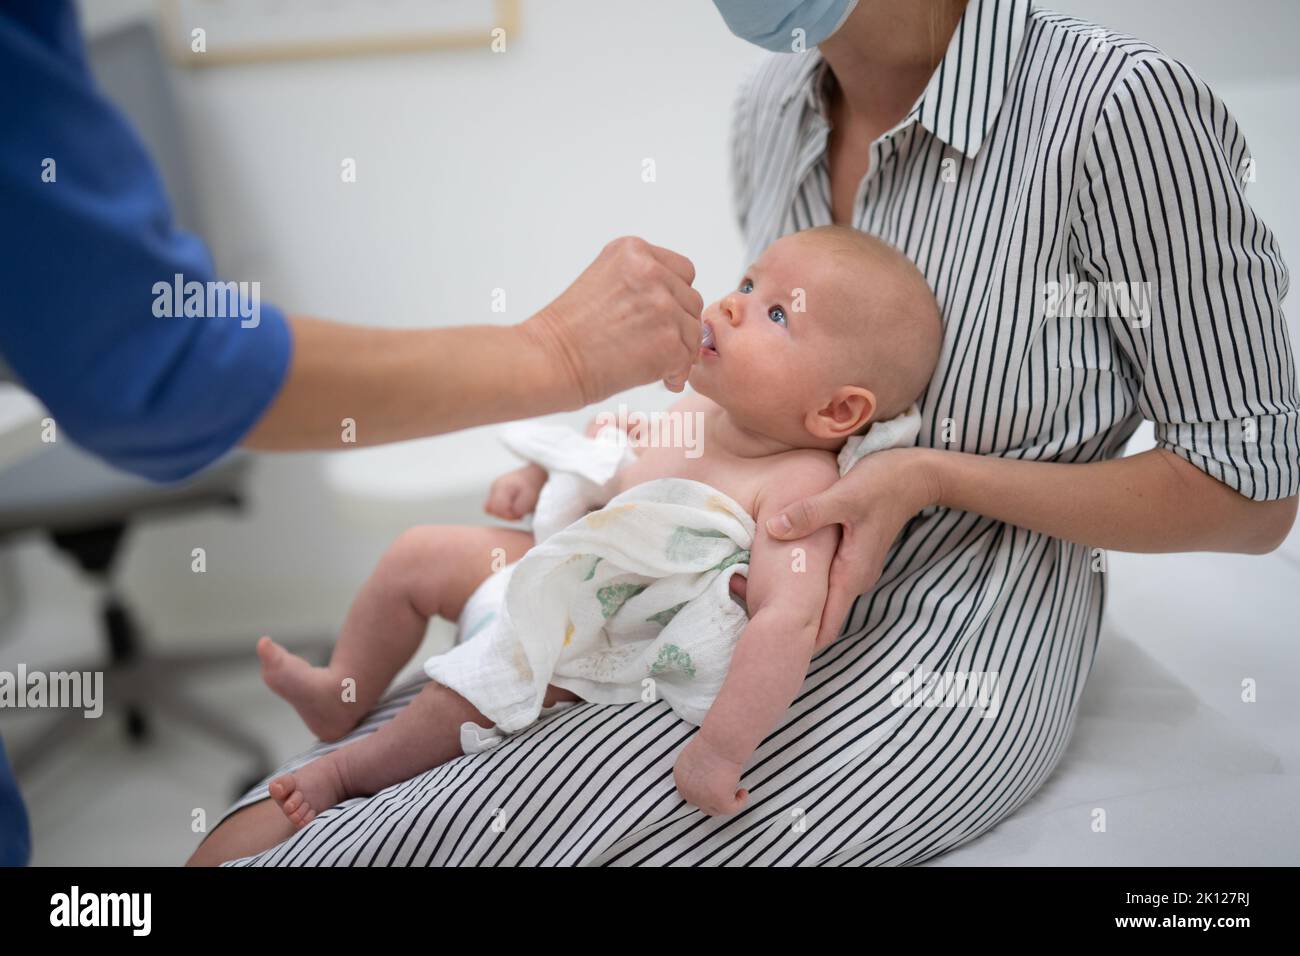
739,278,754,294
768,305,787,327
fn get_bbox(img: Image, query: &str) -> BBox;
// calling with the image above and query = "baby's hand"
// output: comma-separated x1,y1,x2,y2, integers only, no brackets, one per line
484,464,546,520
674,735,748,817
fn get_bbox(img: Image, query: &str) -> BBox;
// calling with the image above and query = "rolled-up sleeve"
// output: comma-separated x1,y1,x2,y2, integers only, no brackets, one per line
0,1,291,482
1070,54,1299,501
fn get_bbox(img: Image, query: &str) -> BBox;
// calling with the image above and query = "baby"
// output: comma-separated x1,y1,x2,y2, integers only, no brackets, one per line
257,225,942,824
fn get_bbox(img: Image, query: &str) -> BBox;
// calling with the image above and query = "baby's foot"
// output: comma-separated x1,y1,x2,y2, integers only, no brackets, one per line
268,758,347,830
257,636,358,742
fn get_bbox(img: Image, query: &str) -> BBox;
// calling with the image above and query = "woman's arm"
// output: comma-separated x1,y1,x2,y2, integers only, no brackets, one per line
921,446,1297,556
761,445,1298,649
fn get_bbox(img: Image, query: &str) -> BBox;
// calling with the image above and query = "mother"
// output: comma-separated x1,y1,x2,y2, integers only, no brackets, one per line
195,0,1298,865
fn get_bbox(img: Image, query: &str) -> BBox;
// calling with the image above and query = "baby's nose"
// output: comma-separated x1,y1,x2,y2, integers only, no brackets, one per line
720,293,744,325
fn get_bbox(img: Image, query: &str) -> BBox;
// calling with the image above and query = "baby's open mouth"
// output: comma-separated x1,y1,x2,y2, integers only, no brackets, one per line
700,320,719,356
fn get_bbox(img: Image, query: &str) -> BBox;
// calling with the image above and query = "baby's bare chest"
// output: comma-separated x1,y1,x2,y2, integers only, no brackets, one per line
608,442,763,517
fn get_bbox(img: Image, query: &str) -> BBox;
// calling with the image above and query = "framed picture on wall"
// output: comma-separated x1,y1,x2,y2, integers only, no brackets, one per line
161,0,520,66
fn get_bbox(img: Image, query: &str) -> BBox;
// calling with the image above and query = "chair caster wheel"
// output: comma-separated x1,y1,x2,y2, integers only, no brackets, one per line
125,707,149,743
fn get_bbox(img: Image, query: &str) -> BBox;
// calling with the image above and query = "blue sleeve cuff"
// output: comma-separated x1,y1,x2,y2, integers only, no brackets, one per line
96,301,294,483
0,1,294,483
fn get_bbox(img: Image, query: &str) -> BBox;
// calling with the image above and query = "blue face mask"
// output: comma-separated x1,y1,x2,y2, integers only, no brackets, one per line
711,0,859,53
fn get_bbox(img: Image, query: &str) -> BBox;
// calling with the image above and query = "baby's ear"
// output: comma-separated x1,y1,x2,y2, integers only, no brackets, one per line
805,386,877,440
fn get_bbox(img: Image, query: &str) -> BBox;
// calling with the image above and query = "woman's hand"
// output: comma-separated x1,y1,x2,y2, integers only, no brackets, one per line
674,734,748,817
731,447,941,650
484,463,548,521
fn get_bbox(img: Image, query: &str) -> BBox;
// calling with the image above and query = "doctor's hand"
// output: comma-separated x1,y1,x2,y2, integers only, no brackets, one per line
729,447,941,650
522,237,704,405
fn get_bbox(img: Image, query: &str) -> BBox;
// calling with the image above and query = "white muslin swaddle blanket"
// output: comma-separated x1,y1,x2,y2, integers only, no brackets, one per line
425,404,921,755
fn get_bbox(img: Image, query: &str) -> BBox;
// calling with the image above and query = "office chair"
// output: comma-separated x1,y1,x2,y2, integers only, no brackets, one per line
0,444,311,794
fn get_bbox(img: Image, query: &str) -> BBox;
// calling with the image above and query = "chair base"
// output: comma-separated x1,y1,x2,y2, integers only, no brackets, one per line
9,635,332,799
1,461,333,799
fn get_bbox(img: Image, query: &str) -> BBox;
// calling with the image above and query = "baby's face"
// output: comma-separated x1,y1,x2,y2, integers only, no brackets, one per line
689,233,873,444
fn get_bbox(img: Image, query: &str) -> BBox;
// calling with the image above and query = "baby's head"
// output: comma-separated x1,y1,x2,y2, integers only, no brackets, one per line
689,226,942,451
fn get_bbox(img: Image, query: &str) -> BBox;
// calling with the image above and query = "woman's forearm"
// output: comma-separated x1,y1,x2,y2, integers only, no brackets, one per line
921,446,1296,555
243,315,581,450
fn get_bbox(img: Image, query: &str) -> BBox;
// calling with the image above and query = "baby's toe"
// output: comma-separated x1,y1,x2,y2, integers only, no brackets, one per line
268,773,294,802
282,790,305,816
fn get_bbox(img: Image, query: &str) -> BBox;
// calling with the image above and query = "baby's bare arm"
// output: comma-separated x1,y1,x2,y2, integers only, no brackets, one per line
695,455,841,765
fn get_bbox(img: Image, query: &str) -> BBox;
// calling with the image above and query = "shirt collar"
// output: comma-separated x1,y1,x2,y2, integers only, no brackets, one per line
780,0,1033,158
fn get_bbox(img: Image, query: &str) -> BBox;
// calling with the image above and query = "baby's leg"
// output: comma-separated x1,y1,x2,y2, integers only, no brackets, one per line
268,682,581,829
260,525,533,741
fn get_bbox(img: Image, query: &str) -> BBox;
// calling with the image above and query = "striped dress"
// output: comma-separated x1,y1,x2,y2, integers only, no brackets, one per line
224,0,1297,865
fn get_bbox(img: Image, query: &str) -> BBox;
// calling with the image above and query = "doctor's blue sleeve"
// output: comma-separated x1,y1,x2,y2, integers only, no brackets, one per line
0,0,292,482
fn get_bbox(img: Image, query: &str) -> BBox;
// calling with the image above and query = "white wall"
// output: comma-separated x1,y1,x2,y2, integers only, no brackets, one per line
84,0,765,329
71,1,1300,333
1052,0,1300,273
